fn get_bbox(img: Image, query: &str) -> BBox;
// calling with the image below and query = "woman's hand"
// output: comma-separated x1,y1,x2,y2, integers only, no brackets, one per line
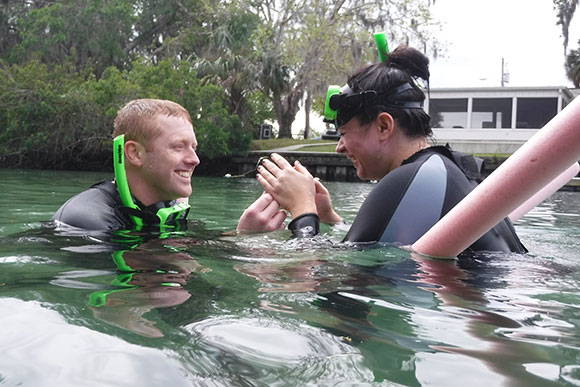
291,161,342,224
237,192,287,233
257,153,317,218
312,178,343,224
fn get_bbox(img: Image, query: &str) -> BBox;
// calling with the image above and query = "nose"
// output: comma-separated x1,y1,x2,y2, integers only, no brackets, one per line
336,137,345,153
186,147,200,167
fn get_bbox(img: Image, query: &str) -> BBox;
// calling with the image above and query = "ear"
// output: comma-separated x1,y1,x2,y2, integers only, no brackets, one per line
124,140,145,167
376,112,396,141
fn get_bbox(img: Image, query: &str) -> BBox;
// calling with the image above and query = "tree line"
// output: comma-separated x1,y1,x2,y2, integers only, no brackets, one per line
0,0,438,169
1,1,577,169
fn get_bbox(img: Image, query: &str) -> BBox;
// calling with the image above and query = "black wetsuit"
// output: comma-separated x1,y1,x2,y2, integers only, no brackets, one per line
289,146,526,253
52,180,187,231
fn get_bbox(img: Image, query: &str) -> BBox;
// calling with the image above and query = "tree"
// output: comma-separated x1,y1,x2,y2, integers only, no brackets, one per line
565,39,580,87
6,0,136,76
191,6,271,134
554,0,579,56
249,0,439,138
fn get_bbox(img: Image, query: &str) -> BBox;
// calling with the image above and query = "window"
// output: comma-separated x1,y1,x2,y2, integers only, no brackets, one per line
516,98,558,128
471,98,512,128
429,98,468,128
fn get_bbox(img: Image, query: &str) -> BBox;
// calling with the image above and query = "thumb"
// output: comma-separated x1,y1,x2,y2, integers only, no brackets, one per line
314,178,329,194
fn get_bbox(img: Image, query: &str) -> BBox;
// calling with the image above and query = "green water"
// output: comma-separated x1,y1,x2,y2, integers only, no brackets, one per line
0,168,579,386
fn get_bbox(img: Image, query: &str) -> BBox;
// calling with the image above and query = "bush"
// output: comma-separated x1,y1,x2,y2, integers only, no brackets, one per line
0,58,252,169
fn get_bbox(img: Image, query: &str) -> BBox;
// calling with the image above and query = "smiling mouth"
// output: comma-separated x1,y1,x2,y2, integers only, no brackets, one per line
176,170,192,178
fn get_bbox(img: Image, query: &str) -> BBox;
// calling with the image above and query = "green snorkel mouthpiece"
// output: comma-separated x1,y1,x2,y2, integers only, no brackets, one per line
374,32,390,62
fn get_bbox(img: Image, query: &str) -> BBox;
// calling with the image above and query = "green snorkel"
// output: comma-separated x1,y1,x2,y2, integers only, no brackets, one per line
323,32,391,124
323,85,341,123
113,134,191,230
88,249,182,308
113,135,144,229
373,32,390,62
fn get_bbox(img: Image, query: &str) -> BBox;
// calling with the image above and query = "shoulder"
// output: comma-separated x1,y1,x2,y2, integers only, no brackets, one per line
52,181,129,231
345,151,453,244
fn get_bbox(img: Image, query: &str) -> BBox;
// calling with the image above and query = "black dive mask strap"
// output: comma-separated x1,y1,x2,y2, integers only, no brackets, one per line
329,82,423,127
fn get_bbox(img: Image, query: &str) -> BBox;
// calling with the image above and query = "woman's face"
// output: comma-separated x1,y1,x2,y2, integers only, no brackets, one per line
335,117,389,180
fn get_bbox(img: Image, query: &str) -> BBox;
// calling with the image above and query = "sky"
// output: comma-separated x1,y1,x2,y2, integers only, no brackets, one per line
296,0,580,135
427,0,580,88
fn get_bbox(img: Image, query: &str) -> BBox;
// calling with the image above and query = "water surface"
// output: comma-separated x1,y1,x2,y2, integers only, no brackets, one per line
0,168,579,386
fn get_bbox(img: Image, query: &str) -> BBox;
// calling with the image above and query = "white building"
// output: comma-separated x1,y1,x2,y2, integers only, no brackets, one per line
427,86,577,154
287,86,577,155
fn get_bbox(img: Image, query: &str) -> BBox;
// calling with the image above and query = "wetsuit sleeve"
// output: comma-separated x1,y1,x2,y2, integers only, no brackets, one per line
52,186,127,231
288,213,320,238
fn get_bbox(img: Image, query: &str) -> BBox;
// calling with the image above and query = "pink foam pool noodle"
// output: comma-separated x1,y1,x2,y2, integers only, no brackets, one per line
508,162,579,222
412,97,580,258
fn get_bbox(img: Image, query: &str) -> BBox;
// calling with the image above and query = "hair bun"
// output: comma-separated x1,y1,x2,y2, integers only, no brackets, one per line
386,45,430,81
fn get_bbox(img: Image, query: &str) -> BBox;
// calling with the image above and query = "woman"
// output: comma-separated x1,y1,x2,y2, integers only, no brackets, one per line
255,45,526,253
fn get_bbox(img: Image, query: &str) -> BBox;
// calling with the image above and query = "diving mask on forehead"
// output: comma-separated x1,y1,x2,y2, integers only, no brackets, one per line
113,135,190,229
323,83,424,127
322,31,424,128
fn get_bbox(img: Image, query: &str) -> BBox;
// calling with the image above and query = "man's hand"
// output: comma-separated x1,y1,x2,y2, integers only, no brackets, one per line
237,192,287,234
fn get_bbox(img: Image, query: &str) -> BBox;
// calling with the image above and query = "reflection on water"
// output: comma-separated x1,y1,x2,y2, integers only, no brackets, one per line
0,169,579,386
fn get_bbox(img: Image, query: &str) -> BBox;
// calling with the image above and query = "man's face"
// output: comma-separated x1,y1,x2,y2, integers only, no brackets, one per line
139,115,199,204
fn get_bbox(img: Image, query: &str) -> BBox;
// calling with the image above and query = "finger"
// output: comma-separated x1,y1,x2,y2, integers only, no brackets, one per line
271,210,288,229
248,192,275,212
260,159,283,178
270,153,293,169
257,165,278,182
294,160,313,178
263,195,282,215
314,178,329,194
256,173,273,193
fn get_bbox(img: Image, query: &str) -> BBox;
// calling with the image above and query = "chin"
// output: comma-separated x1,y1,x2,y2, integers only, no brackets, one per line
172,186,192,200
356,169,369,181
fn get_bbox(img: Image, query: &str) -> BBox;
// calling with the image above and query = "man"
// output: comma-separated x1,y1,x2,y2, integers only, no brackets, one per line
52,99,200,231
53,98,285,233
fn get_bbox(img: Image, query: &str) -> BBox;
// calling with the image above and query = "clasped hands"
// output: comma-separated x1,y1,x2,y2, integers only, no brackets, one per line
237,153,342,233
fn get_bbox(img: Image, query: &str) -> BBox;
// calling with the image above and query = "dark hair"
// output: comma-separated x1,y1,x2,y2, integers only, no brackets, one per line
347,45,432,137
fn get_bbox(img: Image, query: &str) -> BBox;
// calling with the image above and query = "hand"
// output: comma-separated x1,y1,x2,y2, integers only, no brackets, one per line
291,162,342,224
312,178,343,224
237,192,287,233
256,153,317,218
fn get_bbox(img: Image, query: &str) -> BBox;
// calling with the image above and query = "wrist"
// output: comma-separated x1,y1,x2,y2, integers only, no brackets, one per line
320,209,342,224
290,202,317,219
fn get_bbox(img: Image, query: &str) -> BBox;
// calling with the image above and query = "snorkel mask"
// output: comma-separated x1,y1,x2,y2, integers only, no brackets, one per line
323,32,423,128
113,135,190,230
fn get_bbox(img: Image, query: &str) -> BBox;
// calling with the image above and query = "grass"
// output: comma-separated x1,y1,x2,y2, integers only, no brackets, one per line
250,138,336,151
295,144,338,152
